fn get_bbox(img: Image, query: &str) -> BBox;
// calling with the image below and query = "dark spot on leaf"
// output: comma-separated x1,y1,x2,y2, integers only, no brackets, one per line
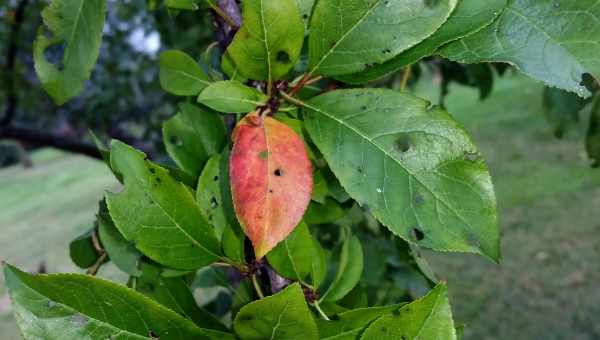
71,313,88,326
277,51,290,63
258,150,269,160
149,168,156,174
412,227,425,241
424,0,440,7
380,327,388,332
143,283,154,292
169,136,183,147
392,308,401,316
269,189,274,193
213,175,219,181
357,166,363,174
414,194,424,205
330,314,340,321
274,168,283,176
303,14,308,19
210,197,219,208
149,330,159,339
395,134,411,152
464,151,480,162
361,106,367,110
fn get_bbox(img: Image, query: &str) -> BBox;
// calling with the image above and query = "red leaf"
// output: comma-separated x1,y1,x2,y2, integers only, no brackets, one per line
230,112,313,259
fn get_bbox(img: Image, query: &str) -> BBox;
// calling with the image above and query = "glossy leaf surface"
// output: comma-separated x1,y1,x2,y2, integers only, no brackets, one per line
338,0,507,83
303,89,499,260
308,0,457,77
230,112,313,258
440,0,600,97
159,50,211,96
361,283,456,339
233,283,318,340
197,80,269,113
223,0,305,81
106,141,221,270
3,264,229,340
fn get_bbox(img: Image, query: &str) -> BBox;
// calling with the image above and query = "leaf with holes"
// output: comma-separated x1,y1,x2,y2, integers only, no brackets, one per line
308,0,457,77
106,140,221,270
163,102,226,177
338,0,507,84
223,0,304,82
440,0,600,98
33,0,106,104
3,264,233,340
159,50,211,96
230,112,313,259
360,283,456,339
303,89,499,261
197,80,269,113
233,283,318,340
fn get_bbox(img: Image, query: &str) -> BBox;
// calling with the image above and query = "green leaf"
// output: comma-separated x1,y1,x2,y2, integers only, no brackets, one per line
106,140,221,270
266,221,327,287
197,80,268,113
295,0,315,28
68,229,100,269
233,283,319,340
543,87,588,138
317,304,403,339
134,263,227,331
223,0,305,81
311,170,329,203
163,102,226,177
360,283,457,340
3,264,232,340
586,98,600,167
440,0,600,98
166,0,199,10
338,0,507,83
321,235,363,302
97,202,142,277
159,50,211,96
33,0,106,104
308,0,457,77
218,147,247,264
303,89,499,260
304,198,346,225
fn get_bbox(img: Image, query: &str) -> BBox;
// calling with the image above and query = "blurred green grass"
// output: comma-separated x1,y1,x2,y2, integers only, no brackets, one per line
1,73,600,339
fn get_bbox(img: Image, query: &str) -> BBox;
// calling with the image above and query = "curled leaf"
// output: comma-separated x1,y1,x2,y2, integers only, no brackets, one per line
230,112,313,258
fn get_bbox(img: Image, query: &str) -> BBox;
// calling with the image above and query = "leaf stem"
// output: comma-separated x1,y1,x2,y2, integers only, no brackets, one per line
208,2,238,28
312,300,330,321
86,252,107,276
251,274,265,299
399,65,412,92
279,90,306,107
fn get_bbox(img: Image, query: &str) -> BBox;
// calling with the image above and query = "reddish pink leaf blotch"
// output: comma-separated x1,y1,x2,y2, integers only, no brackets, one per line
230,112,313,259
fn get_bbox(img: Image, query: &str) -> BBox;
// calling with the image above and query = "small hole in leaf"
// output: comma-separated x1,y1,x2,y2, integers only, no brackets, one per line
274,168,283,176
169,136,183,147
414,194,424,205
395,134,411,152
213,175,219,181
277,51,290,63
149,330,159,339
149,168,156,174
269,189,274,193
412,228,425,241
303,14,308,19
44,43,65,65
210,197,219,208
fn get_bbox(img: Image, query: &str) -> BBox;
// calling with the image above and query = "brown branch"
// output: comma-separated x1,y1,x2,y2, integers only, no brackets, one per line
0,125,103,159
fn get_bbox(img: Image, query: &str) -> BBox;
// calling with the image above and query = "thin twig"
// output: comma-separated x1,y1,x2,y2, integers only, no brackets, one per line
399,65,412,92
289,74,311,96
251,274,265,299
208,2,238,28
312,300,330,321
86,252,108,276
279,91,306,107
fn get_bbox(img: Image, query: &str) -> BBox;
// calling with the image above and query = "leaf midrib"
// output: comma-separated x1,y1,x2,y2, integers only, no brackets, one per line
304,100,479,247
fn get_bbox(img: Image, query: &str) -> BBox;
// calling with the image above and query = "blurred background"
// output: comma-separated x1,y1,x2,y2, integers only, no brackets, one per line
1,1,600,339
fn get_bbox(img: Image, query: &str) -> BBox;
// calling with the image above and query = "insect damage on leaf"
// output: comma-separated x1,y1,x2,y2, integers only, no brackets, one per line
230,112,313,259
